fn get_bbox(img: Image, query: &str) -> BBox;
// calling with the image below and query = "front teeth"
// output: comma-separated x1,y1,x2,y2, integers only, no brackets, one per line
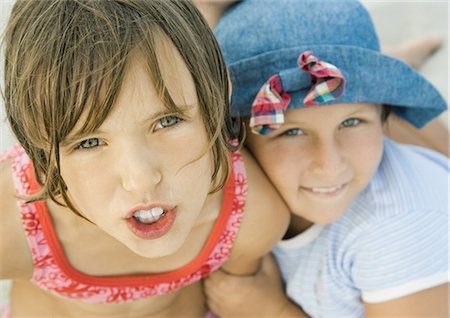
311,185,343,193
133,207,165,224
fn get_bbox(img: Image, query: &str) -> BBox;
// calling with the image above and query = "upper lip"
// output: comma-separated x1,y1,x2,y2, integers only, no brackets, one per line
125,203,176,219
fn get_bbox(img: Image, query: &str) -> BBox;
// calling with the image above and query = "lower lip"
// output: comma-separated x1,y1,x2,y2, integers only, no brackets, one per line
126,209,176,240
301,184,347,198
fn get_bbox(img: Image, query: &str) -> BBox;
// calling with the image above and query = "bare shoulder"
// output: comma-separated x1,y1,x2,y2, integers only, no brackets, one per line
0,159,33,279
223,147,290,275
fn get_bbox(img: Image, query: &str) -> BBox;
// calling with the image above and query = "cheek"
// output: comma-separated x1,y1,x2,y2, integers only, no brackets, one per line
164,124,214,185
60,158,115,216
173,151,213,194
363,137,383,176
250,143,302,194
344,127,384,177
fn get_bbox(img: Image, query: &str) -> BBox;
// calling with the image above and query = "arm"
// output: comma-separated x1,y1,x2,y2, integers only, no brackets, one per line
205,254,310,318
385,115,449,157
382,35,449,156
220,147,290,275
0,160,33,279
364,284,449,317
205,149,294,316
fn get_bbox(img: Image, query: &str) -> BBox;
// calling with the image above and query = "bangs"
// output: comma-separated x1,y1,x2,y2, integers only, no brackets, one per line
55,6,189,144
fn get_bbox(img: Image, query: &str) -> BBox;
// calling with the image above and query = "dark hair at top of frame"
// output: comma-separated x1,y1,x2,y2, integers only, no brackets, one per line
2,0,236,213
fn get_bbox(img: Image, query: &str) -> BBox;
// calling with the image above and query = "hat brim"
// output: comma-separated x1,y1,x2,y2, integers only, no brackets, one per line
229,45,447,128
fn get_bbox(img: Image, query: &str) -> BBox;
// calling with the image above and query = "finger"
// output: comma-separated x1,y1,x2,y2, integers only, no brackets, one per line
205,293,227,318
206,300,220,317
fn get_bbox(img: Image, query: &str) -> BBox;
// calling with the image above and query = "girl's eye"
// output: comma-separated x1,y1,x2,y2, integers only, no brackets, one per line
155,115,182,130
281,128,304,136
340,118,361,128
76,138,104,150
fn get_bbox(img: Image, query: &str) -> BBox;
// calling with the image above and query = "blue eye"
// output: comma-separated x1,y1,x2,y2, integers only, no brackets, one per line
340,118,361,128
76,138,104,149
155,115,182,130
282,128,304,136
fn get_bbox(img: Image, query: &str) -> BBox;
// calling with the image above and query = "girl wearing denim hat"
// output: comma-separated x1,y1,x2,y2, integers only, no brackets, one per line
0,0,290,316
201,0,449,317
195,0,449,157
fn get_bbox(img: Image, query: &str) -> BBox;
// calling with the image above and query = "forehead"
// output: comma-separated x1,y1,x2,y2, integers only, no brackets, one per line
112,41,197,118
67,34,198,138
136,33,197,106
284,103,380,119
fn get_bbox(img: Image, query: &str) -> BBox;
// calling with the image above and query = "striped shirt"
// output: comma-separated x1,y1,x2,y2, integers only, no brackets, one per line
273,138,449,318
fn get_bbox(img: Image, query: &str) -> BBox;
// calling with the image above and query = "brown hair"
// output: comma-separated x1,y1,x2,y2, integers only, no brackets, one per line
2,0,236,214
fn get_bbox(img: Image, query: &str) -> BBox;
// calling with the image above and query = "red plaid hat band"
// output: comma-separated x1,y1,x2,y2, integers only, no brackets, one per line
249,51,346,135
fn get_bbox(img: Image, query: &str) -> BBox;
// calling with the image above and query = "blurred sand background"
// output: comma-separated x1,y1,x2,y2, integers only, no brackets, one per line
0,0,449,310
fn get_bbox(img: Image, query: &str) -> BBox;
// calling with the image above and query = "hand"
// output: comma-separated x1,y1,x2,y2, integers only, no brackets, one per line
204,254,291,317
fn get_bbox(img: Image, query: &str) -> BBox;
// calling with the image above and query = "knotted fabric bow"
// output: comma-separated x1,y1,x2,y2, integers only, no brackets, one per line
300,51,346,106
249,75,291,135
250,51,346,135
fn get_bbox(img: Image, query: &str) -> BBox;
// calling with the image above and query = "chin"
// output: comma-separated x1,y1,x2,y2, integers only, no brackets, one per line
122,230,184,258
299,206,348,225
313,215,342,224
131,241,182,259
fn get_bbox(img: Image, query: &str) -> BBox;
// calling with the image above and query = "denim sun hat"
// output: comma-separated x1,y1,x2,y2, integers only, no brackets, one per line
214,0,447,129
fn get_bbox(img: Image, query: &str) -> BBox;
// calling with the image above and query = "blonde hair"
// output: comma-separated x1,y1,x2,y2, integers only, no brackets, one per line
3,0,236,213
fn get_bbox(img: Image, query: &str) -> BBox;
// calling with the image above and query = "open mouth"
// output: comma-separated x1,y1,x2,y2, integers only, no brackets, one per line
127,207,176,240
133,207,166,224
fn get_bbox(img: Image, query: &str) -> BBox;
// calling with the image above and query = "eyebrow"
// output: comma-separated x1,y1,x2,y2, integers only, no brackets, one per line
345,107,374,116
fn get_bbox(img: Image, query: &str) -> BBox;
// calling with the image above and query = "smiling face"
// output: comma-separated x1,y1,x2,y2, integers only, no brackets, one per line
246,103,384,225
58,37,215,258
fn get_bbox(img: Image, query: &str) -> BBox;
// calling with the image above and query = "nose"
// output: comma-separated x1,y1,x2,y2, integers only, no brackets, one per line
118,142,162,195
309,137,346,178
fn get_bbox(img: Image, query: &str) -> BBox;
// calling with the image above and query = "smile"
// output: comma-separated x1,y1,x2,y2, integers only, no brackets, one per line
311,184,344,194
301,183,347,197
126,205,177,240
